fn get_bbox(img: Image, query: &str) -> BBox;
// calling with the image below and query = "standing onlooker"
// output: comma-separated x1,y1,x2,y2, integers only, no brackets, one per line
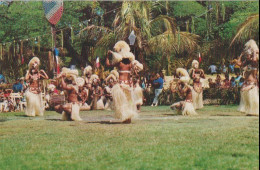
232,56,241,75
230,77,236,87
219,63,228,75
0,73,5,84
238,78,244,88
234,72,242,86
151,73,164,106
215,74,222,88
208,64,217,75
12,79,23,93
228,61,235,73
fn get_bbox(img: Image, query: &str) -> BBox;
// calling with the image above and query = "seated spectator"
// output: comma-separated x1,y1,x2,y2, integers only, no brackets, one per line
12,79,23,93
3,97,14,112
20,77,28,92
215,74,222,88
208,64,217,75
232,56,241,75
230,77,236,87
208,78,216,88
4,89,12,98
222,74,230,89
238,78,244,88
0,73,5,84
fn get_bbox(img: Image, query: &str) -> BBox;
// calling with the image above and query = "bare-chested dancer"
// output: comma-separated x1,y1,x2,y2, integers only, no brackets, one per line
90,74,104,110
106,41,143,123
55,68,82,121
170,79,197,116
237,40,259,116
25,57,49,117
103,71,118,110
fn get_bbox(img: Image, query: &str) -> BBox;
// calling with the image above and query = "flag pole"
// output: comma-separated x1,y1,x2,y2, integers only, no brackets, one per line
51,24,57,78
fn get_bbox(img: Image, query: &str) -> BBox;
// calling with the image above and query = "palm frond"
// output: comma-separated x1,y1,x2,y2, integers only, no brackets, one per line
230,13,259,46
147,31,199,55
150,15,177,35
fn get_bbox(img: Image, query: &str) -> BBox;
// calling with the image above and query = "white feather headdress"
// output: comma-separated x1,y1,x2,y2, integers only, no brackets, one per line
176,68,190,84
132,60,143,73
106,74,117,82
90,74,99,83
111,41,135,65
28,57,40,70
83,66,93,76
60,67,79,83
192,60,199,68
110,70,119,80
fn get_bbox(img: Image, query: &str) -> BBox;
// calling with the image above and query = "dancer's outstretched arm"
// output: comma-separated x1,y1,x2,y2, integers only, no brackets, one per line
39,70,49,79
106,50,115,68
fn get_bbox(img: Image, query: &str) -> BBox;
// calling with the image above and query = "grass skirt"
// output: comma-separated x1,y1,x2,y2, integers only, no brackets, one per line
182,102,197,116
192,89,204,110
62,103,82,121
111,84,138,121
133,85,143,105
80,103,91,111
238,86,259,116
97,99,105,110
25,90,44,117
171,101,197,116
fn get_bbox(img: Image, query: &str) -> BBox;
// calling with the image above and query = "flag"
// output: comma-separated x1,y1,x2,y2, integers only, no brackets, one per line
21,55,24,65
43,0,63,26
54,48,60,74
199,52,202,63
96,56,100,68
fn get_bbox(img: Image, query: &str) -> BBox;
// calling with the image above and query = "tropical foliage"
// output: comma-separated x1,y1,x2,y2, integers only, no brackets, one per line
0,1,259,81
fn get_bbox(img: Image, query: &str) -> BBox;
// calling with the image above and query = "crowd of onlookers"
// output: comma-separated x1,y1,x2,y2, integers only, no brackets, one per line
208,72,244,89
0,74,27,112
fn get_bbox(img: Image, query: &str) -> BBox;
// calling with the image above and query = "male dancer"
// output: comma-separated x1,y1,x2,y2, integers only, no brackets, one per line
103,71,118,110
170,79,197,116
55,68,82,121
106,41,143,123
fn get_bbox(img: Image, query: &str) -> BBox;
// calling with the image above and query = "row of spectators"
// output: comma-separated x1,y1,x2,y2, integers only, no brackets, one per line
208,73,244,89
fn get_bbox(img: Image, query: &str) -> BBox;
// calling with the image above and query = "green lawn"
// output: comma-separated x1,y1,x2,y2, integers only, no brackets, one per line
0,106,259,170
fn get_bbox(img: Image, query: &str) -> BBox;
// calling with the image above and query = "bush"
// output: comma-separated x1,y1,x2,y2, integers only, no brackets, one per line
143,87,241,106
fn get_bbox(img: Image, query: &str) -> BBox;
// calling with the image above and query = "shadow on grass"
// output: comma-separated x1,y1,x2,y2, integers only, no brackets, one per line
15,115,29,117
0,118,8,122
86,120,130,125
161,113,179,116
45,119,63,121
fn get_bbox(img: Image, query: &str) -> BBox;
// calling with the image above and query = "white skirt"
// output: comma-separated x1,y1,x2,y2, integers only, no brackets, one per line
182,101,197,116
192,89,204,110
25,90,44,117
133,85,143,105
111,84,138,121
62,103,82,121
238,86,259,116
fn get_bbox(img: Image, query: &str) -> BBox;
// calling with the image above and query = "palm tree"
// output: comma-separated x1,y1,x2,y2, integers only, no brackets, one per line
230,13,259,46
81,1,200,72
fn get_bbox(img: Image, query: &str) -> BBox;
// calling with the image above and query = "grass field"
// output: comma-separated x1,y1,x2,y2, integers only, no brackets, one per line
0,105,259,170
